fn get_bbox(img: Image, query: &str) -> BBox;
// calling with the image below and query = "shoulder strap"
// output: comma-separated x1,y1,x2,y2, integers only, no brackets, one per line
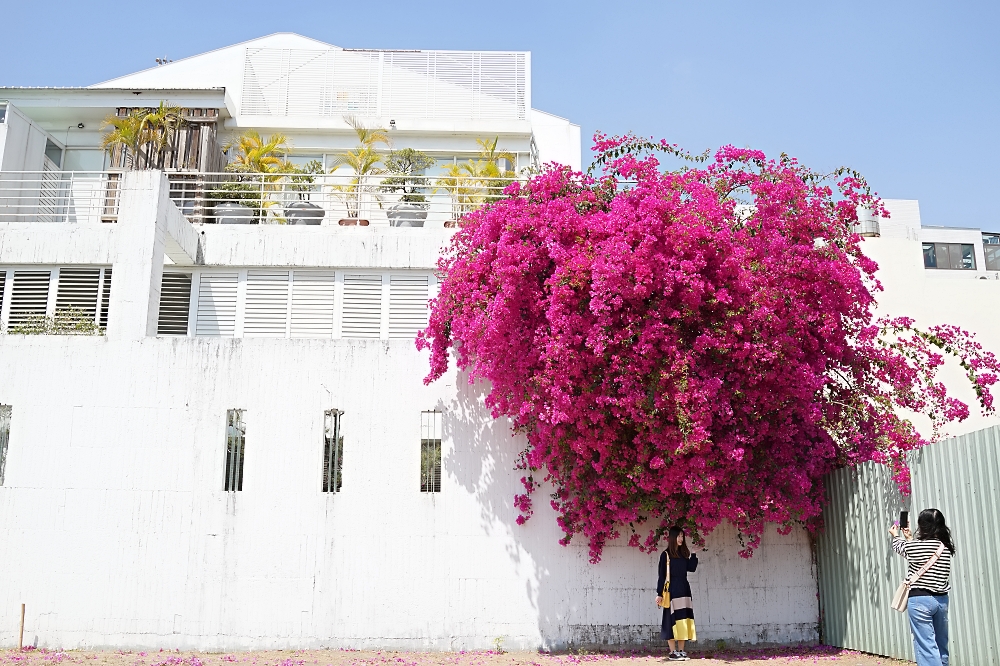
906,542,946,584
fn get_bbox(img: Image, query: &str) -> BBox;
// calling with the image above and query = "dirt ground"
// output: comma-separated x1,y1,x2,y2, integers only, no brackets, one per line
0,647,911,666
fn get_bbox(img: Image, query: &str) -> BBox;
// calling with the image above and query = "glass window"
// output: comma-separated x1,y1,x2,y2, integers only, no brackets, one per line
983,234,1000,271
0,404,11,486
923,243,976,270
44,139,63,168
923,243,937,268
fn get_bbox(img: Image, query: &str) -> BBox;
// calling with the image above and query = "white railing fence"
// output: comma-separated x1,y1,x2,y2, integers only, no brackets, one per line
0,171,522,228
0,172,120,224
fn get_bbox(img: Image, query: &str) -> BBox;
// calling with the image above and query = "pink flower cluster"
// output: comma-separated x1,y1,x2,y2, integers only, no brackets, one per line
418,133,1000,561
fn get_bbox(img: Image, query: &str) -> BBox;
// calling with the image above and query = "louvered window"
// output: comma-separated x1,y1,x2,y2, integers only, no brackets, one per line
244,270,290,337
420,410,442,493
0,272,6,316
157,272,192,335
7,270,51,330
322,409,344,493
196,273,239,336
342,274,383,339
55,267,101,322
224,409,246,492
0,404,11,486
291,271,336,338
389,275,429,339
99,268,112,328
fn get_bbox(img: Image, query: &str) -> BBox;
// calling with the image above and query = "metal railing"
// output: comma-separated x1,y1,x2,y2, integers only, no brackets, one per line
0,170,522,228
0,171,121,223
166,171,521,227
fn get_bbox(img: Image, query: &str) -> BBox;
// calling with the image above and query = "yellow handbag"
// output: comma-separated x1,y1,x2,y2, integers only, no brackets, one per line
658,564,671,609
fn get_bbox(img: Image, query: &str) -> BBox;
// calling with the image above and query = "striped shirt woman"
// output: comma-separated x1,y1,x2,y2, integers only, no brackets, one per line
889,508,956,666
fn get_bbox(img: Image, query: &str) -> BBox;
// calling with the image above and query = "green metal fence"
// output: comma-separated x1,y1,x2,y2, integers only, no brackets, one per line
817,425,1000,664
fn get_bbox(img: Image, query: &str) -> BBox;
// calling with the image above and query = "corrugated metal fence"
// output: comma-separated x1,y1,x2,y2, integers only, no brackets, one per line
818,426,1000,664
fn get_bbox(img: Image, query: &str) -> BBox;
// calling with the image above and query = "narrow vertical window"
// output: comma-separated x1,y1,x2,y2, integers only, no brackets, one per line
322,409,344,493
224,409,246,492
0,404,11,486
420,410,442,493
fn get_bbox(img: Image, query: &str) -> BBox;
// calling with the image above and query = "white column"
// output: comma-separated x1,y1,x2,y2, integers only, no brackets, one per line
106,170,169,340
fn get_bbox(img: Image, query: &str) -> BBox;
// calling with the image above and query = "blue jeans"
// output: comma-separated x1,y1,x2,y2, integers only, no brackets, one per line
907,595,949,666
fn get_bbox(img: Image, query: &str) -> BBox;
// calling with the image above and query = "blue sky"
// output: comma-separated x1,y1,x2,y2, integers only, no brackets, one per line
3,1,997,229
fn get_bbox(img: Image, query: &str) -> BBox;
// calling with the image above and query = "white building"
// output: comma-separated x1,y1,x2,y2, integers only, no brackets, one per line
2,34,992,652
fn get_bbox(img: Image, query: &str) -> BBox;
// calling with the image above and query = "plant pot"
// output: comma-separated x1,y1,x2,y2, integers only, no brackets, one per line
338,218,370,226
387,202,428,228
443,220,458,228
285,200,325,225
214,202,254,225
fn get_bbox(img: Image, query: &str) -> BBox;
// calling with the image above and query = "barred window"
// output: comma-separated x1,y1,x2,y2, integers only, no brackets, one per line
420,410,442,493
322,409,344,493
0,405,11,486
224,409,246,492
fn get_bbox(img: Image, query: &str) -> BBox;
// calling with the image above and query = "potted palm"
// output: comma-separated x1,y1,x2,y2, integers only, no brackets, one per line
329,116,389,226
379,148,435,227
213,131,293,223
285,159,326,225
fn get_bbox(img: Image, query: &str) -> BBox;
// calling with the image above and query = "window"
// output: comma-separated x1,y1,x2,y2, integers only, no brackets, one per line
322,409,344,493
157,272,192,335
923,243,976,270
0,405,11,486
44,139,63,168
224,409,246,492
983,234,1000,271
420,410,442,493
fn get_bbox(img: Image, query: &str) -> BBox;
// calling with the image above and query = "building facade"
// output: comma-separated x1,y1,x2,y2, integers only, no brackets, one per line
4,34,991,652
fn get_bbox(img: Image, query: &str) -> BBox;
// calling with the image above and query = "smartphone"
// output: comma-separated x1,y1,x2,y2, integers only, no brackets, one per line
900,511,909,529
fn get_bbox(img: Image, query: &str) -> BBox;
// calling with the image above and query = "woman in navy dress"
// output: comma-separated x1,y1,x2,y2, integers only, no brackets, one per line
656,526,699,661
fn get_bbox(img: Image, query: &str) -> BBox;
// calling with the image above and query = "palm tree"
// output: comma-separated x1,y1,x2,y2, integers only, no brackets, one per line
141,102,184,168
100,110,153,169
100,102,186,169
223,130,292,173
472,136,516,201
328,116,390,219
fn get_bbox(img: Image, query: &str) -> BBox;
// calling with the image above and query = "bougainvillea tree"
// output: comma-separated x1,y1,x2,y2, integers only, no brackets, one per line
417,134,1000,560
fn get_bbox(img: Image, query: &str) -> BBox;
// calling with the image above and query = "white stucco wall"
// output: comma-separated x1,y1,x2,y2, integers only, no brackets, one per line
0,335,819,651
0,173,819,650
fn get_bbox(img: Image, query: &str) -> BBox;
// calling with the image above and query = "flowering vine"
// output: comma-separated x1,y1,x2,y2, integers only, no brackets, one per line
417,133,1000,560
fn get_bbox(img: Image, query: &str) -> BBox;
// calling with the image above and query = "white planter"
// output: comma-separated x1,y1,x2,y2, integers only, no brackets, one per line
285,200,325,225
387,202,428,228
214,202,254,225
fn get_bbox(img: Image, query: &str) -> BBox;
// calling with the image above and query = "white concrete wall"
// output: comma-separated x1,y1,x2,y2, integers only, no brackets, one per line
0,173,818,650
529,109,582,171
0,336,819,651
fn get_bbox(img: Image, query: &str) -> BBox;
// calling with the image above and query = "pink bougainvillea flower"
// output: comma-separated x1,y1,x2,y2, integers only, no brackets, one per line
418,133,1000,561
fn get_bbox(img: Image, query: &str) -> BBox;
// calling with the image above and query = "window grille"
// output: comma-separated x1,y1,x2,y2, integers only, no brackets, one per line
0,404,11,486
420,410,442,493
55,267,101,322
7,270,51,330
342,274,383,338
197,272,239,336
389,275,429,339
322,409,344,493
157,272,192,335
99,268,112,329
224,409,246,492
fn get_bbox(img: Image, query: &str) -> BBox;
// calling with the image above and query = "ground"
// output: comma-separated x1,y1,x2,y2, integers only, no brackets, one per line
0,647,911,666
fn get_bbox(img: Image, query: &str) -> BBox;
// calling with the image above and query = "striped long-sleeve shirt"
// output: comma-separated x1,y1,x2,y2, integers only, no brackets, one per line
892,536,952,595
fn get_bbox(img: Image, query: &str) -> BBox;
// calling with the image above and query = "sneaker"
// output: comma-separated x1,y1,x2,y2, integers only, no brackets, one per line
679,651,690,661
667,652,684,662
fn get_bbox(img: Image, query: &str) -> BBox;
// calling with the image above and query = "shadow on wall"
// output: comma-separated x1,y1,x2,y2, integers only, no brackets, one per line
443,375,820,650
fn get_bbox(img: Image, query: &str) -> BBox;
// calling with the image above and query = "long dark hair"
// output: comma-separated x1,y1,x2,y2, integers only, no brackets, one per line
667,526,691,559
916,508,955,554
